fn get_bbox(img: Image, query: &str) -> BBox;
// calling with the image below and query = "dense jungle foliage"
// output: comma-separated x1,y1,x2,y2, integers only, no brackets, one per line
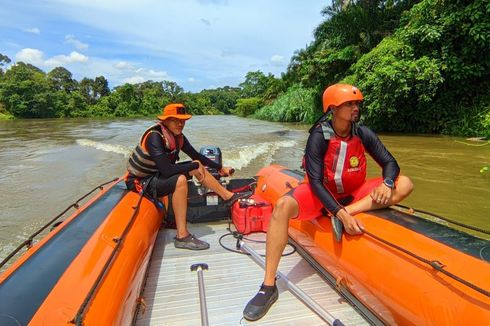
0,0,488,137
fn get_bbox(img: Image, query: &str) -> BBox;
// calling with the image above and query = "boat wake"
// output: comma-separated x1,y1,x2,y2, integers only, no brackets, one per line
75,138,298,171
77,139,132,156
223,140,297,170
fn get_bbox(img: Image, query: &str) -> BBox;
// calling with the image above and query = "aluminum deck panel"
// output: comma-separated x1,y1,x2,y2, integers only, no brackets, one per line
135,221,368,325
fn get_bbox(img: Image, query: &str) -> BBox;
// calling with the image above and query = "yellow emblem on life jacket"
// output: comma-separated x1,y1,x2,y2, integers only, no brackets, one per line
349,156,359,168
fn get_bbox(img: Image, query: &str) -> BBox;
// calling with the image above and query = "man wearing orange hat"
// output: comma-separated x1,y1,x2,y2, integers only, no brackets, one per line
126,103,247,250
243,84,413,321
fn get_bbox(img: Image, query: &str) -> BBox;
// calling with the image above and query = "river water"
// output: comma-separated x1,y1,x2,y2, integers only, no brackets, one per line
1,116,489,261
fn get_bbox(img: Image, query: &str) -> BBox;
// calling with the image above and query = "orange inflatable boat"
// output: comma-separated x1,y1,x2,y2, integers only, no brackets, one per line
0,178,163,326
254,164,490,325
1,165,488,325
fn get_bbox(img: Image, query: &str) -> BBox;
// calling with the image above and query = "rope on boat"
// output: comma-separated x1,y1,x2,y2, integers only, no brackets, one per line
0,178,119,270
394,204,490,235
363,230,490,298
73,187,148,325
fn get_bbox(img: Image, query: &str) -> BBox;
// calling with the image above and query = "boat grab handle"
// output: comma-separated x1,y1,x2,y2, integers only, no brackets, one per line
191,263,210,326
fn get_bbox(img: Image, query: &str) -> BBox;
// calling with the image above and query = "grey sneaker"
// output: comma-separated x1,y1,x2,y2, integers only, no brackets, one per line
174,234,210,250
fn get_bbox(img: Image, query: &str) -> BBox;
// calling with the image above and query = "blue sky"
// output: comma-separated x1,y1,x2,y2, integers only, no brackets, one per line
0,0,327,92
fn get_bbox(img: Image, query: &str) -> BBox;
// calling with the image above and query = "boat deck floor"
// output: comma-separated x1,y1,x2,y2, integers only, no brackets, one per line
135,221,368,325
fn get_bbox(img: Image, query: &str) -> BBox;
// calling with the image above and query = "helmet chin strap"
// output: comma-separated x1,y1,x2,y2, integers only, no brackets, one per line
309,111,332,133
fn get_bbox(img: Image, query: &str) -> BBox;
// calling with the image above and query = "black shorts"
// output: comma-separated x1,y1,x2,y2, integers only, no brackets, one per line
126,173,191,198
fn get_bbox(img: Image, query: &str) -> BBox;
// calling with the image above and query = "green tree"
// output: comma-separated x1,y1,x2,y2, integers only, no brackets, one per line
162,80,185,102
0,53,11,77
47,67,77,92
197,86,241,114
111,83,141,117
137,81,166,115
234,97,262,117
239,71,270,98
78,76,110,108
184,92,207,115
262,77,287,102
284,0,418,91
346,37,443,132
346,0,490,135
94,76,110,99
0,62,54,118
79,77,97,105
46,67,79,117
67,91,89,117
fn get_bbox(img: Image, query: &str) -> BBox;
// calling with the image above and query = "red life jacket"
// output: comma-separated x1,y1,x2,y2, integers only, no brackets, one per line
321,122,366,197
303,121,367,198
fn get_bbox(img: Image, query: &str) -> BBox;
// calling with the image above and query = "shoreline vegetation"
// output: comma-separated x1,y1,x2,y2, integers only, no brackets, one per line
1,0,489,137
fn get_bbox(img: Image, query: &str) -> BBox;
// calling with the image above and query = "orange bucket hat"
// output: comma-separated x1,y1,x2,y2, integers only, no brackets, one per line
157,103,192,121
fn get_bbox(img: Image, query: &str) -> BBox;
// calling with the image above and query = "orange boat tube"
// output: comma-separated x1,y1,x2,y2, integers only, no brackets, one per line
0,178,163,326
255,165,490,325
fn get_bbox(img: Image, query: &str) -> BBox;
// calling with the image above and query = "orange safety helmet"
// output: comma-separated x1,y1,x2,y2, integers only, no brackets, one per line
322,84,364,113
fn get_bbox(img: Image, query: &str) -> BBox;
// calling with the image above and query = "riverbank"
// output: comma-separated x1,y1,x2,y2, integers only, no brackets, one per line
4,112,490,139
0,112,14,120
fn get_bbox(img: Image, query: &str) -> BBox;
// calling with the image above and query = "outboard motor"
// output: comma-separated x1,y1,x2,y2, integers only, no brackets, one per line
199,146,222,180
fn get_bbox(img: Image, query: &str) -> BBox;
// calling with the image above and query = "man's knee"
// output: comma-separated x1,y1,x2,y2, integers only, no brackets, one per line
273,196,298,220
175,174,188,189
397,175,414,197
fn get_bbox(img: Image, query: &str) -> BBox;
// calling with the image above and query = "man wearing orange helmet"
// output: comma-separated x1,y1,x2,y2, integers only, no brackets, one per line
243,84,413,321
126,103,248,250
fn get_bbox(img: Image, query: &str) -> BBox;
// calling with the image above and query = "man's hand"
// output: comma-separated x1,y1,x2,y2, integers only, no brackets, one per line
336,209,364,235
219,166,235,177
370,183,393,205
190,160,206,182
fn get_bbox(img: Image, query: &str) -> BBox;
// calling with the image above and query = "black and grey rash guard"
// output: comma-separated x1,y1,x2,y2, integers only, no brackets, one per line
304,122,400,215
146,132,222,179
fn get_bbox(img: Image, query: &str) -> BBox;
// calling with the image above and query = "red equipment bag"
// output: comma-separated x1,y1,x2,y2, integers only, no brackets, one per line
231,194,273,234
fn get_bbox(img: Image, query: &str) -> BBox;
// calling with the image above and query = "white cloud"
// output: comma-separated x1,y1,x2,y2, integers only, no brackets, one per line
117,65,169,84
122,76,146,84
114,61,135,70
188,77,195,82
11,49,171,88
147,69,168,78
15,48,89,68
16,48,44,66
24,27,40,35
65,34,88,51
6,0,326,91
270,54,285,66
45,51,88,66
